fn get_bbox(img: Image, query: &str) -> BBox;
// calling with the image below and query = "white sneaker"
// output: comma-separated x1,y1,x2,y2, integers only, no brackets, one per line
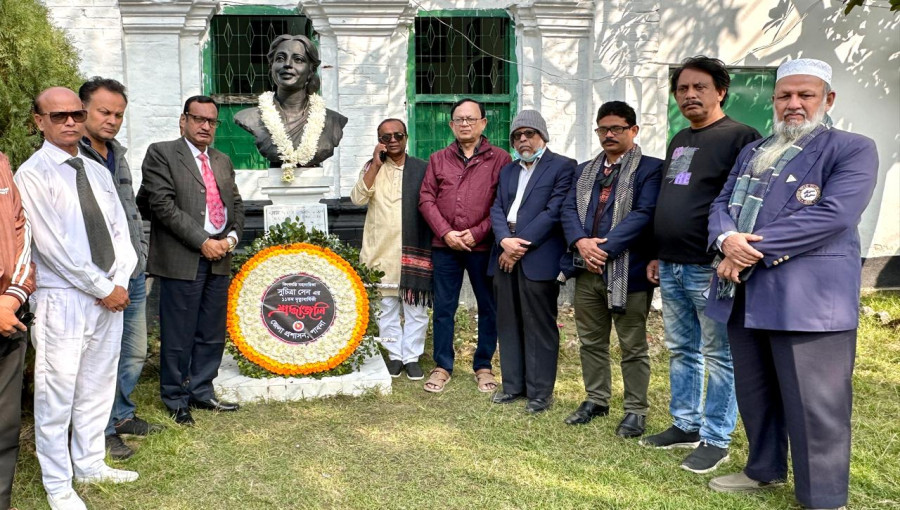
47,490,87,510
74,465,139,484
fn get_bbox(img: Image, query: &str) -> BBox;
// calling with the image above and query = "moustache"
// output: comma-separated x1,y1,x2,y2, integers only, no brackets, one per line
681,100,703,108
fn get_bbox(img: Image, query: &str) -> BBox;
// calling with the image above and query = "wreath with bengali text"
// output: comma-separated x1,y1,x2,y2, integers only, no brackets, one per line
227,221,382,378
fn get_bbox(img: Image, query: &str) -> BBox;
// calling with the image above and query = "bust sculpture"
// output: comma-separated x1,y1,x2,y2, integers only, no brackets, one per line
234,34,348,181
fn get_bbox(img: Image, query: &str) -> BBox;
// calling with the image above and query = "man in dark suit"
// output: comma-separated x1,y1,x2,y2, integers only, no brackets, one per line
560,101,663,438
706,59,877,510
138,96,244,425
488,110,575,414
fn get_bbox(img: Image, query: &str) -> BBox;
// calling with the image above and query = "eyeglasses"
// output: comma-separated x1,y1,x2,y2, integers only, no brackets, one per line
451,117,483,126
184,113,220,127
378,132,407,143
38,110,87,124
595,125,632,136
511,129,538,141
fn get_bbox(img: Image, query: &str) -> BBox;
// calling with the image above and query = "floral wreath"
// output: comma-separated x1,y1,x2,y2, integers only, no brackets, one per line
258,91,326,183
227,243,369,376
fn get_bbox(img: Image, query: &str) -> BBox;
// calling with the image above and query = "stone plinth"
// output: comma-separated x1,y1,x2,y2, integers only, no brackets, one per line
213,352,391,403
260,168,335,205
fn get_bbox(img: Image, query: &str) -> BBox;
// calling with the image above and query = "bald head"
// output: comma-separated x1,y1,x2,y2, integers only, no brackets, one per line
33,87,85,156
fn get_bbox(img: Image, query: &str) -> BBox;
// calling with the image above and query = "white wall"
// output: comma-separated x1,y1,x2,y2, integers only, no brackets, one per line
44,0,898,259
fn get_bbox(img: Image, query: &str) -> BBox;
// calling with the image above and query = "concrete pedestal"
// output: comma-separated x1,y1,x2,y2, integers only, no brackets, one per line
213,352,392,403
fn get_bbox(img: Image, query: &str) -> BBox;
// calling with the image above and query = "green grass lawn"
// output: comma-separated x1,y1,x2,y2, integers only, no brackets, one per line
11,292,900,509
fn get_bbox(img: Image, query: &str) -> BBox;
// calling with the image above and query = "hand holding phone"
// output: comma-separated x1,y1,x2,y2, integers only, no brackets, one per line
379,150,387,163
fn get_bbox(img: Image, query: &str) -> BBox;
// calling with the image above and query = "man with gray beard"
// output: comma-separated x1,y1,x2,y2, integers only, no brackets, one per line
706,59,878,510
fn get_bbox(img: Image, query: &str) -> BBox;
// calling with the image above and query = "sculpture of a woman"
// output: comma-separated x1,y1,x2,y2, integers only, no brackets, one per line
234,34,348,182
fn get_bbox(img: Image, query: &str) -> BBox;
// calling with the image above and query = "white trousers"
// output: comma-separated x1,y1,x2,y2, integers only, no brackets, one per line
377,296,428,364
30,288,122,496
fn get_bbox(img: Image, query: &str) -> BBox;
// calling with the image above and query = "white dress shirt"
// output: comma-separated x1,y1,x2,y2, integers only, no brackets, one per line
506,151,545,223
15,141,137,299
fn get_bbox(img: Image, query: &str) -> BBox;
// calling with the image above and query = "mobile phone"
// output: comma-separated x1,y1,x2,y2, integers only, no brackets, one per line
379,151,387,163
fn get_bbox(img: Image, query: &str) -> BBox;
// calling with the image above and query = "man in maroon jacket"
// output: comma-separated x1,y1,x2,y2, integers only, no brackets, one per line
0,151,36,510
419,98,511,393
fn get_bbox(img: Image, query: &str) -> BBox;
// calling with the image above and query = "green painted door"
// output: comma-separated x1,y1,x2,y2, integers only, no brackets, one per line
408,12,517,160
668,68,776,141
204,12,315,169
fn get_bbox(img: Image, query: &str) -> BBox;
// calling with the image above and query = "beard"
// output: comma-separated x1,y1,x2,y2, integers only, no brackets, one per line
750,102,827,175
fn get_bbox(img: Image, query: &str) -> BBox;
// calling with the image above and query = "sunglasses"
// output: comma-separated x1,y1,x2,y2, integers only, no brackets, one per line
378,132,407,143
511,129,538,141
39,110,87,124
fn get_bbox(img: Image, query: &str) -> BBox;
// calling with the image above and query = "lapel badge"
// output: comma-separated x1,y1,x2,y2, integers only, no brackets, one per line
786,174,797,183
795,183,822,205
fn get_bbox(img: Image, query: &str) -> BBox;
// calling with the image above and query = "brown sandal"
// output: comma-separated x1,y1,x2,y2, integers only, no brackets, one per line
424,367,451,393
474,369,497,393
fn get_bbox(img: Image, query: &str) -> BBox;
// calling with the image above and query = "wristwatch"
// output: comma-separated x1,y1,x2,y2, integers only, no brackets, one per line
226,236,238,252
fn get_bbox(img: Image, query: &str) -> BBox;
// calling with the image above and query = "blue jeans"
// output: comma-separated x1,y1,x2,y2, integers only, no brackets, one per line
431,248,496,374
106,274,148,435
659,261,736,448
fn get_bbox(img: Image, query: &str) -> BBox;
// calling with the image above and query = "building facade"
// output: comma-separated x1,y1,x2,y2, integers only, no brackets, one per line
43,0,899,286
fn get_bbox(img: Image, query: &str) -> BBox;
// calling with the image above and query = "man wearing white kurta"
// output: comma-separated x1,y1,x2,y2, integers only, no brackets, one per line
351,119,431,380
15,87,138,510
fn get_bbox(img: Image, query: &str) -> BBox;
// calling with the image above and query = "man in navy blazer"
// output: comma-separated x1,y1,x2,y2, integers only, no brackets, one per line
706,59,878,510
488,110,575,413
559,101,663,438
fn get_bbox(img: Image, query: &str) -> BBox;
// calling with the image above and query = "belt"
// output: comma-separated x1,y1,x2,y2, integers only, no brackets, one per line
507,221,516,234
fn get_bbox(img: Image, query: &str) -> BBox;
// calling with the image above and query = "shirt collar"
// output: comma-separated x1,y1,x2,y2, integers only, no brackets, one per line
183,137,208,159
41,140,83,166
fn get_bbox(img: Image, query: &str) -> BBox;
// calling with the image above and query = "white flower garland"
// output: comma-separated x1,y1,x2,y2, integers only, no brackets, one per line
235,252,359,368
258,91,326,183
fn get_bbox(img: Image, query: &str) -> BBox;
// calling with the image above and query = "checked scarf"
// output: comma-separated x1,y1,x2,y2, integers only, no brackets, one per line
576,145,643,313
715,121,830,299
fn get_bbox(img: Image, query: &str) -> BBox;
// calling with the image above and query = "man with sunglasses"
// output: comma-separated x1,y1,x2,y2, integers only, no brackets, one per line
0,150,36,510
15,87,139,510
351,119,431,380
559,101,663,438
77,77,163,461
419,98,511,393
488,110,575,413
138,96,244,426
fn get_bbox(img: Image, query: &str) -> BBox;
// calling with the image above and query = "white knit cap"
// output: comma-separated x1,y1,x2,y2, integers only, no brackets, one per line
776,58,832,86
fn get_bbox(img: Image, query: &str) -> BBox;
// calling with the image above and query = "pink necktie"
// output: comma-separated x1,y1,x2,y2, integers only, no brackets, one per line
199,153,226,229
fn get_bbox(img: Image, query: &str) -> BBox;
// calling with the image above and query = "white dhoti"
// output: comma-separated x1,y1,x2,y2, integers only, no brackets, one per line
377,296,429,364
30,288,122,496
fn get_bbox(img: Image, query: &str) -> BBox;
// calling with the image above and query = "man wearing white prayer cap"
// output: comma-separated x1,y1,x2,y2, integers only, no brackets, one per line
705,58,878,510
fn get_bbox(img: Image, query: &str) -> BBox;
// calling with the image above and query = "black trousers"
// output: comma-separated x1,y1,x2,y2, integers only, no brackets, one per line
0,336,25,509
493,263,560,400
158,258,230,410
728,288,855,509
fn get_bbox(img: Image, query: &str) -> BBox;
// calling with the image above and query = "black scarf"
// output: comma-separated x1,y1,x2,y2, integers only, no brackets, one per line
400,157,433,306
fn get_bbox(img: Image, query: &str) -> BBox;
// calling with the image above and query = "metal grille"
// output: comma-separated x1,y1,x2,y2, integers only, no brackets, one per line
409,14,516,159
208,15,315,169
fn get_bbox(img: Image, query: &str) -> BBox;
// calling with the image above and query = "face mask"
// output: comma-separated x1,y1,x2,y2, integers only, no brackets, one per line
514,145,545,163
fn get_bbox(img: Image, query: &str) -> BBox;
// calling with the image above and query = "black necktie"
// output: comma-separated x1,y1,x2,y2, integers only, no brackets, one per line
67,157,115,272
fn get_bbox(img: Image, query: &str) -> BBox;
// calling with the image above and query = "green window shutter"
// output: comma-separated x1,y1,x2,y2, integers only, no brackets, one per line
408,12,517,160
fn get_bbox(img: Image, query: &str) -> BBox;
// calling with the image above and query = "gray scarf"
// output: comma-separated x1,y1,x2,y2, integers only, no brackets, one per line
715,122,829,299
575,145,643,312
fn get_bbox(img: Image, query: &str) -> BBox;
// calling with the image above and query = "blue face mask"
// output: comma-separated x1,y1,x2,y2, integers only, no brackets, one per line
513,145,545,163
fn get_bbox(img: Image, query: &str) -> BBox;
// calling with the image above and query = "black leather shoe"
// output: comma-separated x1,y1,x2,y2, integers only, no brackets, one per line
189,398,240,412
525,398,552,414
491,392,525,404
171,407,195,426
564,401,609,425
615,412,646,438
